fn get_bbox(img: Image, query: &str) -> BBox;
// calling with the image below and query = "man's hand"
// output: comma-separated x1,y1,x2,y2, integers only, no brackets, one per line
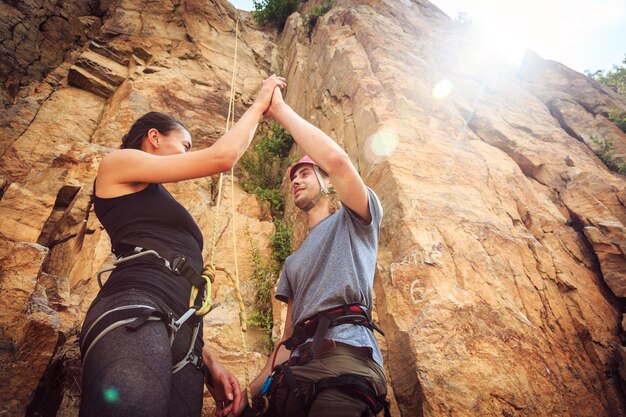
254,75,286,114
203,347,242,416
264,85,288,119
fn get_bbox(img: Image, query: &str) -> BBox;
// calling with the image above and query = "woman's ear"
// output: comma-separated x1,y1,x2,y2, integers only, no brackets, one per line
146,128,160,149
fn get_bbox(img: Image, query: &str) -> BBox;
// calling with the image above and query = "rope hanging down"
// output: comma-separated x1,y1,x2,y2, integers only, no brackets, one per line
200,14,253,408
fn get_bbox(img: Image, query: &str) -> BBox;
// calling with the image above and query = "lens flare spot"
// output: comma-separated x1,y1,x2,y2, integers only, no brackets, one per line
103,386,120,403
432,79,454,99
369,128,398,157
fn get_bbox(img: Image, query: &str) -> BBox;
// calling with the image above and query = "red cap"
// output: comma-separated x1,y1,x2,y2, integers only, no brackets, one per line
289,155,319,180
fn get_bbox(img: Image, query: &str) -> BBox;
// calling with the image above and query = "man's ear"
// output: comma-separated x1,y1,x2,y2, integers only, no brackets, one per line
147,128,160,149
324,176,335,193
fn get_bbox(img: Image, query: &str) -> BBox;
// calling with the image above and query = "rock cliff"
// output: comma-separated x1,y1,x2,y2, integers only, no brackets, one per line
1,0,625,416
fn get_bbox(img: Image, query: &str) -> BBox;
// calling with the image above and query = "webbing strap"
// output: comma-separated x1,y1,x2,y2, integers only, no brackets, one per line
276,365,308,412
172,321,202,373
307,314,331,362
80,305,162,354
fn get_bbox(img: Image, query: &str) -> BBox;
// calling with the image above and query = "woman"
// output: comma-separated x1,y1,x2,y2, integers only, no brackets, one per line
79,75,286,417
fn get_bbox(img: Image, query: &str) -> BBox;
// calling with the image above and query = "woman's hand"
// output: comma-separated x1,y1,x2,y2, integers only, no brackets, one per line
264,84,288,119
203,347,242,417
254,74,286,113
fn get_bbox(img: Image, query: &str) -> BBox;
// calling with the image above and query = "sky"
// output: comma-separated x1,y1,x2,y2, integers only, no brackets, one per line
228,0,625,74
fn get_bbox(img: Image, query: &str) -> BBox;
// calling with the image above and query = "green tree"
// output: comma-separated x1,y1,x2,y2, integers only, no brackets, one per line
239,122,294,215
253,0,301,28
589,55,626,98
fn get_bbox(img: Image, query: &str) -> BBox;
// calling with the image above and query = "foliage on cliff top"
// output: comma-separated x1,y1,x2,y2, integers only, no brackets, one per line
253,0,301,28
589,55,626,98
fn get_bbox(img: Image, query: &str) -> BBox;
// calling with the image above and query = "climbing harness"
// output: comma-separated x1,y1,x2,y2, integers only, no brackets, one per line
84,243,214,374
253,364,391,417
79,303,205,374
98,243,214,315
250,304,390,417
281,303,385,367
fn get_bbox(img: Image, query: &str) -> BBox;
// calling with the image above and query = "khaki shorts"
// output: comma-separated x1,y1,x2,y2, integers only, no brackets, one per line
266,343,387,417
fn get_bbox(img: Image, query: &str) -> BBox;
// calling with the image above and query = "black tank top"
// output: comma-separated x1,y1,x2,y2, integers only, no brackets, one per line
94,183,204,316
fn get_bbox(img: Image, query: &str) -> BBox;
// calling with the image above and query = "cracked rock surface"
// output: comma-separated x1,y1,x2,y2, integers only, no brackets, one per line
1,1,626,416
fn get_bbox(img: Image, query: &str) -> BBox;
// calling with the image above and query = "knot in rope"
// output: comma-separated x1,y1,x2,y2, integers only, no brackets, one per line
202,263,217,284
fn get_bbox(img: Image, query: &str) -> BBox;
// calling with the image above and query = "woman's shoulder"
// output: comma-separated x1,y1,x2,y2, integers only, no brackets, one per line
96,149,154,198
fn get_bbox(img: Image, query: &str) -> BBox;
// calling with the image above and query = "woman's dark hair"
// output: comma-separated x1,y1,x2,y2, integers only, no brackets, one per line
121,111,189,149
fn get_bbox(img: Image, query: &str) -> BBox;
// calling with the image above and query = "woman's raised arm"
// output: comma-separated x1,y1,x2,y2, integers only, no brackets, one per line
96,76,285,196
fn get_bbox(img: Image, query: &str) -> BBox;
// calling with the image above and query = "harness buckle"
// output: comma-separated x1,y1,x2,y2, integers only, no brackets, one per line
171,255,187,274
172,307,198,333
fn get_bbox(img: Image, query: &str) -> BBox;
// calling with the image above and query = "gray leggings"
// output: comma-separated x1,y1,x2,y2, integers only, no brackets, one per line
79,290,204,417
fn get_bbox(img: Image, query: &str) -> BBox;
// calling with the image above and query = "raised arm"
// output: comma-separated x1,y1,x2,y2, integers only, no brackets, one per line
97,76,286,194
266,88,371,222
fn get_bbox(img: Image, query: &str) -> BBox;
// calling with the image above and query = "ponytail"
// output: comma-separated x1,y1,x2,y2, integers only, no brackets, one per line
121,112,188,150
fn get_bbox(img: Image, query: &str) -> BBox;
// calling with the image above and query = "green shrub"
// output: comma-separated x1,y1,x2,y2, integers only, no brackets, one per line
303,0,334,36
608,109,626,133
240,122,294,214
240,182,284,212
271,218,292,265
591,134,615,162
246,219,292,352
264,122,295,157
247,239,278,353
588,55,626,98
240,123,295,350
253,0,301,28
589,134,626,175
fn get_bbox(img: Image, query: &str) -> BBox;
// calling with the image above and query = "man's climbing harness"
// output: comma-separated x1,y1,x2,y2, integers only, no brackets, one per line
253,364,391,417
250,304,391,417
275,304,385,369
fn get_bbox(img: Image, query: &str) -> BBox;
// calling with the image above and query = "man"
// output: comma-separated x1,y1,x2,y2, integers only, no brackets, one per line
244,87,390,417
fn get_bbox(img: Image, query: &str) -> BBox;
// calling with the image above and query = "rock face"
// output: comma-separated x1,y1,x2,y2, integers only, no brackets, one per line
1,0,625,417
279,1,626,416
1,1,277,416
0,0,102,104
